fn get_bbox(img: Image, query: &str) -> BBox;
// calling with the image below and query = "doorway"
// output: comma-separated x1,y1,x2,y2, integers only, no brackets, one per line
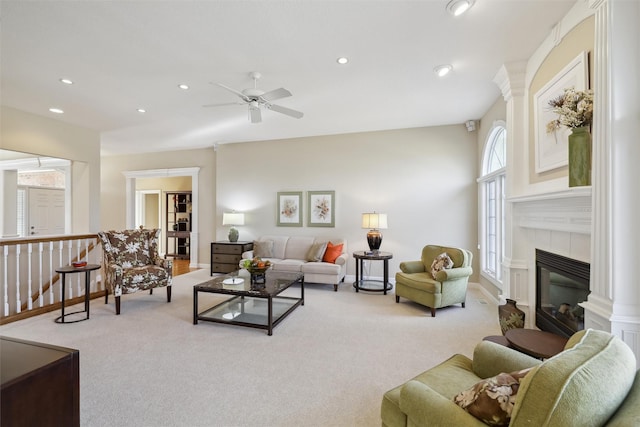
124,167,200,269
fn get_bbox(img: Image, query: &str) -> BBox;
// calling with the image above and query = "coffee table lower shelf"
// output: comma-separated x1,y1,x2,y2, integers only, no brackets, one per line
194,295,302,336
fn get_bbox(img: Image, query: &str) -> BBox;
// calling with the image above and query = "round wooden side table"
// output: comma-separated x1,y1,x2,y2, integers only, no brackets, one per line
353,251,393,295
505,328,568,359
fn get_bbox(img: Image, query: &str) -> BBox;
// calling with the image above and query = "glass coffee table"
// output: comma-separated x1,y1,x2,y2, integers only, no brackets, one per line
193,270,304,336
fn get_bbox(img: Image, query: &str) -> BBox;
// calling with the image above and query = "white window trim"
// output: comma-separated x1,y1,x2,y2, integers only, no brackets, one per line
478,121,506,287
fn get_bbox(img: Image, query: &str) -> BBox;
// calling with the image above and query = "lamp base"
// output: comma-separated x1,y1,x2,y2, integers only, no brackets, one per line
367,230,382,251
228,227,239,243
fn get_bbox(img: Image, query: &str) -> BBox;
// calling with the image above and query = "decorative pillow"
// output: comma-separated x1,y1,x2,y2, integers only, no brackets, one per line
453,368,531,426
431,252,454,279
306,242,328,262
322,242,344,264
253,240,274,258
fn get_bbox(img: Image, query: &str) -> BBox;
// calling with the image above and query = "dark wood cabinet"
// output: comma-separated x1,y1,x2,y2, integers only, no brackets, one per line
1,336,80,427
166,191,192,259
211,241,253,275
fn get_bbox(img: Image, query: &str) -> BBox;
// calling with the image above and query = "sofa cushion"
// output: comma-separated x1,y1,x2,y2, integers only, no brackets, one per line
284,236,316,260
453,368,531,426
272,259,305,272
431,252,453,279
322,242,343,263
253,240,274,258
305,241,327,262
256,235,289,259
301,261,341,275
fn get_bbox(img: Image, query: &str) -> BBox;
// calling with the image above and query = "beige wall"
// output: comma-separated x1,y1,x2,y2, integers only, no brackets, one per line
216,125,479,280
0,106,101,232
100,148,215,264
528,16,595,184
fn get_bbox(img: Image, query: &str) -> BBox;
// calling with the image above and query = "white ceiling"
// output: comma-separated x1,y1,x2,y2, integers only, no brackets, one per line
1,0,576,156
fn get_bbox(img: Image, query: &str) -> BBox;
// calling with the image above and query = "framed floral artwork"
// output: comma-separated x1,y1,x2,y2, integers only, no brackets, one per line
307,191,335,227
533,51,588,173
277,191,302,227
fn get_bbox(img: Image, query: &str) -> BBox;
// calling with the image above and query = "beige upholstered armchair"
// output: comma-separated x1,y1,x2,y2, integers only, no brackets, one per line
98,228,172,314
395,245,472,317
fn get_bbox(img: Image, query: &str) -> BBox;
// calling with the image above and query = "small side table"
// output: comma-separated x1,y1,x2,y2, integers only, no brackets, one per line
55,264,100,324
353,251,393,295
505,328,568,359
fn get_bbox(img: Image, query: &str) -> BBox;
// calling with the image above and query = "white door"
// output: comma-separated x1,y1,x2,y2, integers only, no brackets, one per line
28,188,65,236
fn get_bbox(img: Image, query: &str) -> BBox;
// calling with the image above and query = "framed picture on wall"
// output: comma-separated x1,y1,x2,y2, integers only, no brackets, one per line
277,191,303,227
307,191,335,227
533,51,589,173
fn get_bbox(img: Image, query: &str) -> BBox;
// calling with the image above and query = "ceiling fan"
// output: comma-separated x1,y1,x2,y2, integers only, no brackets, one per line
205,71,304,124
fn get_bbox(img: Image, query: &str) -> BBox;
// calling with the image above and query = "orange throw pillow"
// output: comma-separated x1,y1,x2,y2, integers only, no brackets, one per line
322,242,343,263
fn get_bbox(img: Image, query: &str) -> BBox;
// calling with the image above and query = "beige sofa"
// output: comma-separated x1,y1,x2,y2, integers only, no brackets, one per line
242,235,348,291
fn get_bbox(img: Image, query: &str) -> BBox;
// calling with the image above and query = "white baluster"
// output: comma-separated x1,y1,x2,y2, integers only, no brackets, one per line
3,246,9,316
76,239,82,297
15,245,21,314
67,240,73,299
58,241,63,301
26,243,33,310
49,241,54,305
38,242,44,307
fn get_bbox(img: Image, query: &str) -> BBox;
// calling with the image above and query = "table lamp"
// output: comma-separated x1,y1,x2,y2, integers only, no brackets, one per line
222,212,244,242
361,212,388,252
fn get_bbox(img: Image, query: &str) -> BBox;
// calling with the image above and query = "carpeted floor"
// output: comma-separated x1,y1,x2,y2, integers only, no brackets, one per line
0,269,501,427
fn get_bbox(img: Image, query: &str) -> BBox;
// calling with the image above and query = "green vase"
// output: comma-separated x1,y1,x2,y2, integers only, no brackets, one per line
568,126,592,187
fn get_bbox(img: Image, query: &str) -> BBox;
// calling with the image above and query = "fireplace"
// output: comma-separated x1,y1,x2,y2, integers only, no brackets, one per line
536,249,590,338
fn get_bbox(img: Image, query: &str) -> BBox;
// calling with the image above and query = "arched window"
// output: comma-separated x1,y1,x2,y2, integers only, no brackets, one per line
478,121,506,285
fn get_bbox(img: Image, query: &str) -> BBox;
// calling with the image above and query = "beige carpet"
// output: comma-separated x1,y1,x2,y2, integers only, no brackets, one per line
0,269,501,427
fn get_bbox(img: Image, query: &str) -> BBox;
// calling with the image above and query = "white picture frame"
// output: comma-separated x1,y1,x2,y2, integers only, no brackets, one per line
533,51,589,173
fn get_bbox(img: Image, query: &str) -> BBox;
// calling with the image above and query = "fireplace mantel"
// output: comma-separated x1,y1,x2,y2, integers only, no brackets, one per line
509,187,592,235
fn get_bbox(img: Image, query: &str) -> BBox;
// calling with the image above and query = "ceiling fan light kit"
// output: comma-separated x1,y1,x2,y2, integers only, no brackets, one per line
434,64,453,77
208,71,304,123
446,0,475,16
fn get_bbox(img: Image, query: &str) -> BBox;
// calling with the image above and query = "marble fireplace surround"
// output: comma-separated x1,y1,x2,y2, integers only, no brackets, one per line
506,186,592,330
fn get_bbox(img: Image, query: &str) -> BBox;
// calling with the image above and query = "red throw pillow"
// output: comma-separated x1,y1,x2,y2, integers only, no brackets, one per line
322,242,343,263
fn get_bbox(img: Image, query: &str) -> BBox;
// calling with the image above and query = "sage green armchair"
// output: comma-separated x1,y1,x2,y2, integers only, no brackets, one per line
395,245,473,317
381,329,640,427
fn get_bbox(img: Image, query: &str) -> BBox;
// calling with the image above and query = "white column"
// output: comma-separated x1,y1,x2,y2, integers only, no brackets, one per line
493,62,530,318
1,170,19,238
583,0,640,366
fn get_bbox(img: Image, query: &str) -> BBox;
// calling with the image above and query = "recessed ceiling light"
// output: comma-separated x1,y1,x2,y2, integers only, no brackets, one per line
59,78,73,85
178,84,189,90
137,108,146,113
49,108,64,114
336,57,349,65
446,0,475,16
434,64,453,77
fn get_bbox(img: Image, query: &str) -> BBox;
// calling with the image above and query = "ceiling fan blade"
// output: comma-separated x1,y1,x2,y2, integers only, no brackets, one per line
267,103,304,119
214,83,251,102
202,102,244,108
249,105,262,123
260,87,292,102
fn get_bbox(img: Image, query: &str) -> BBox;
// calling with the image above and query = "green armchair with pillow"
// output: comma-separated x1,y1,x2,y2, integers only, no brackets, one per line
381,329,640,427
395,245,473,317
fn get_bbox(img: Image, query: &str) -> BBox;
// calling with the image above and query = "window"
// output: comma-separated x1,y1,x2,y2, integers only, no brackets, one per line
478,122,506,285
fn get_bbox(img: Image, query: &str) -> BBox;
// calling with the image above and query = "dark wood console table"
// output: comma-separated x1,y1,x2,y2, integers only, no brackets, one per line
1,336,80,426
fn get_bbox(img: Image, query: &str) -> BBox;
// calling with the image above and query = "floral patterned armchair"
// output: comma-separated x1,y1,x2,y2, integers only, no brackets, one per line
97,228,172,315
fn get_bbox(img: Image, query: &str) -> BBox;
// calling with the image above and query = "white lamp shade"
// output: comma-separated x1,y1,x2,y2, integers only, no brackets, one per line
361,212,388,230
222,212,245,226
